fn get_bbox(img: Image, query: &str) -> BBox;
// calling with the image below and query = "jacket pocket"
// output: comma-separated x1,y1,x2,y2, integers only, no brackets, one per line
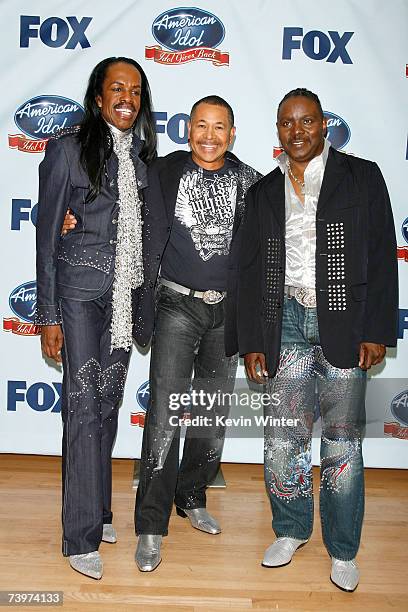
57,243,113,291
337,202,360,210
351,283,367,302
58,243,113,273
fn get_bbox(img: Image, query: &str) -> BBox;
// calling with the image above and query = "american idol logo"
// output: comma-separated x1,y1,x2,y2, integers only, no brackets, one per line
9,95,84,153
397,217,408,262
391,390,408,426
146,8,229,67
136,381,150,411
9,280,36,323
401,217,408,245
3,281,40,337
15,95,83,139
131,381,150,427
385,390,408,439
152,8,224,51
324,111,351,150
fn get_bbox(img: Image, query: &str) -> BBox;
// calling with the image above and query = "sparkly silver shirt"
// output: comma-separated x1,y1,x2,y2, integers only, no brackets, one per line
276,138,330,289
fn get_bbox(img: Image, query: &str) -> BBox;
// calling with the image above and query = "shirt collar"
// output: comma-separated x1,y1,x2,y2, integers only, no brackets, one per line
106,121,132,139
276,138,331,174
187,150,239,171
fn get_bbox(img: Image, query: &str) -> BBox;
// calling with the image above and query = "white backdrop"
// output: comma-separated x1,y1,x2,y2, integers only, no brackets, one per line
1,0,408,467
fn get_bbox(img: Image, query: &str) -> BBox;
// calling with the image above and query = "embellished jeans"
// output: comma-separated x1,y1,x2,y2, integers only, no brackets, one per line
135,284,238,535
60,287,130,556
265,295,366,560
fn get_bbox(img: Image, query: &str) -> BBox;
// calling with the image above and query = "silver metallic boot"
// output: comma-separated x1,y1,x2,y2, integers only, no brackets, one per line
262,537,308,567
69,551,103,579
331,557,360,591
135,535,162,572
176,507,221,534
102,524,117,543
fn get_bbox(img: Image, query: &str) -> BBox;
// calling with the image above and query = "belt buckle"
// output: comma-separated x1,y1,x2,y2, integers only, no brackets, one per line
294,287,316,308
202,290,224,305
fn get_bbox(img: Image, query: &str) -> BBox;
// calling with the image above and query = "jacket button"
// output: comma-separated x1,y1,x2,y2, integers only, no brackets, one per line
149,281,154,288
167,226,171,232
156,254,161,260
112,218,118,224
109,239,117,245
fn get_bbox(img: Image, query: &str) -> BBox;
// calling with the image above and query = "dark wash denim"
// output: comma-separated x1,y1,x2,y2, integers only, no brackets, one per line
60,287,130,556
264,295,366,560
135,284,238,535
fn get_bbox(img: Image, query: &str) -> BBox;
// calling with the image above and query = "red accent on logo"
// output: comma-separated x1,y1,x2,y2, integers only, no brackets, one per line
8,134,48,153
384,421,408,439
273,146,284,159
131,412,146,427
3,317,41,336
397,246,408,262
145,45,229,66
406,64,408,78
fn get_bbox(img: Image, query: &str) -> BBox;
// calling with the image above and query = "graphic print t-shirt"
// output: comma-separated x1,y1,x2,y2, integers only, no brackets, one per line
160,156,239,291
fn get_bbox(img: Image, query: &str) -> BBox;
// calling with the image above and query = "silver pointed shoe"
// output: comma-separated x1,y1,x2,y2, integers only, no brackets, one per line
262,537,308,567
176,507,221,534
331,557,360,592
102,523,117,543
135,535,162,572
69,551,103,579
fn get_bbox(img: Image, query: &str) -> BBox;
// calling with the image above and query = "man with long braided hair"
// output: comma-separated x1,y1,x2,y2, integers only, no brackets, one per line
36,57,156,579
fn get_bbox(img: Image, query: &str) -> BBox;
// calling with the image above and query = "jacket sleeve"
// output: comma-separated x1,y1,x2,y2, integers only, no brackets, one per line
237,184,265,355
143,161,168,284
132,160,168,345
362,162,398,346
35,138,73,325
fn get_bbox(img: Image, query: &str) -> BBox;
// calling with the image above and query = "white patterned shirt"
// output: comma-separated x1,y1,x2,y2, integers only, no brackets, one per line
276,139,330,289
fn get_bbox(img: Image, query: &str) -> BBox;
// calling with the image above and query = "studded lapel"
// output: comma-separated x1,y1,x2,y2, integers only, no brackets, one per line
266,169,285,236
317,147,348,216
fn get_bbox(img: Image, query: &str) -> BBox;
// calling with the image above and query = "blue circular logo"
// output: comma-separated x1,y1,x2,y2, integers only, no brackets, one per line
391,390,408,426
401,217,408,245
14,95,84,140
152,7,225,52
324,111,351,150
9,280,37,323
136,381,150,411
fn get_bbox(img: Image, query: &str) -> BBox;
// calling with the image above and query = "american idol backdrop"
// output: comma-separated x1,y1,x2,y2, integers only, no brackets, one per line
1,1,407,468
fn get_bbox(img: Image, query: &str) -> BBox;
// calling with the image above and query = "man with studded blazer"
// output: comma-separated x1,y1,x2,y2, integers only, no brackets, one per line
235,88,398,591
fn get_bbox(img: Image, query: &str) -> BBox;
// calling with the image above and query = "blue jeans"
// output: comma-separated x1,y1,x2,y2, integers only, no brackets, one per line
265,295,366,560
135,284,238,535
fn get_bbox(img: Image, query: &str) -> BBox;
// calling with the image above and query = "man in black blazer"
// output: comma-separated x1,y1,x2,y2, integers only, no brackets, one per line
235,88,398,591
133,96,262,571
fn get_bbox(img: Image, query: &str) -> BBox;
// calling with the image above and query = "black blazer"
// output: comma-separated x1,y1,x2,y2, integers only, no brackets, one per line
133,150,262,347
235,147,398,376
35,132,147,326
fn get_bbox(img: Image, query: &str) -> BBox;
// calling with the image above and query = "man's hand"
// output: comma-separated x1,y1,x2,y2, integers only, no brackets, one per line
359,342,386,370
41,325,64,363
244,352,268,384
61,208,77,235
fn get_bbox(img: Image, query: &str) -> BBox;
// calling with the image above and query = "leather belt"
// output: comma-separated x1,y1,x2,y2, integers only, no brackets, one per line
284,285,316,308
160,279,226,305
